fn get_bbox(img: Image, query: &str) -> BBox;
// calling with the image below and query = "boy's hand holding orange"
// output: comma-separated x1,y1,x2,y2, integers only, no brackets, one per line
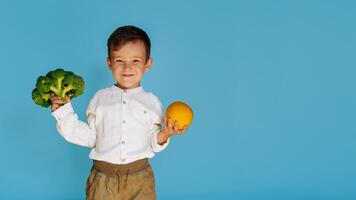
161,101,193,137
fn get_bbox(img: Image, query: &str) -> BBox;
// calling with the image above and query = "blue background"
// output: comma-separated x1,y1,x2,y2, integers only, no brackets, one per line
0,0,355,199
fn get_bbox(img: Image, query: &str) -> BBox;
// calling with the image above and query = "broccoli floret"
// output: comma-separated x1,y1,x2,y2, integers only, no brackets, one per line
32,68,85,108
62,73,85,98
32,88,51,107
46,68,67,97
36,76,52,93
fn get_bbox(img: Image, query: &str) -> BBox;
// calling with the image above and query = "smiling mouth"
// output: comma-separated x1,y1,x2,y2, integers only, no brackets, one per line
122,74,134,77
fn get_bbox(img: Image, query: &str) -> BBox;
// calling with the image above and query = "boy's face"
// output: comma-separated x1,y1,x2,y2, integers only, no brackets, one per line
107,41,152,90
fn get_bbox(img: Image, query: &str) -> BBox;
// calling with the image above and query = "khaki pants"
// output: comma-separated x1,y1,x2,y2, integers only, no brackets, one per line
86,160,156,200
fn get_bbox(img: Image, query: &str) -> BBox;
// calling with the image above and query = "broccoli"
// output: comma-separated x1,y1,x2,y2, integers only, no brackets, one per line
32,68,85,108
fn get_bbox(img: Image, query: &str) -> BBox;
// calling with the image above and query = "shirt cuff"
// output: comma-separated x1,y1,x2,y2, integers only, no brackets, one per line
151,130,170,152
51,102,74,121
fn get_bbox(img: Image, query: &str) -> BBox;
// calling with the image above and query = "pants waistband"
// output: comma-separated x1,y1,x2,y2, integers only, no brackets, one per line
92,158,149,175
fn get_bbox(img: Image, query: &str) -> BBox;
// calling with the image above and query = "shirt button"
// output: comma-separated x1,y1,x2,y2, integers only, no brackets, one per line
121,140,125,144
123,101,126,104
122,120,126,124
122,158,126,162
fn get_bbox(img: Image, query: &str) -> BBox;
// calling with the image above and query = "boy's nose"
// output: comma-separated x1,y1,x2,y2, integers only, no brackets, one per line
123,63,132,69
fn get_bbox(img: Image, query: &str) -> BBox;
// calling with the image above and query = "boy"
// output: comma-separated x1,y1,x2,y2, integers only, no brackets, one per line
50,25,187,200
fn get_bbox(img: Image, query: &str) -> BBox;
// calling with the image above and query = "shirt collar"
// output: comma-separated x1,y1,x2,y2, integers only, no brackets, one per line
111,84,144,94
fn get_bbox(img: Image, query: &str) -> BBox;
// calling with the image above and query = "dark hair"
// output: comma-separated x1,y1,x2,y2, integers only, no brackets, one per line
107,25,151,61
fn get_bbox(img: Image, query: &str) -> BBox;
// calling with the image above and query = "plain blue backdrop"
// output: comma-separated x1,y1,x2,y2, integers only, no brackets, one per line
0,0,355,199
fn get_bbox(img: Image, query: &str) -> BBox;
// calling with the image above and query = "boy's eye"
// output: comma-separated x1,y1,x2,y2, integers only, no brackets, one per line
115,60,124,63
133,60,140,63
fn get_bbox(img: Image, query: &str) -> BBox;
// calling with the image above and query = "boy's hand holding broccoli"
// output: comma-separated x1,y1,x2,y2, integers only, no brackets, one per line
31,68,84,111
50,94,71,112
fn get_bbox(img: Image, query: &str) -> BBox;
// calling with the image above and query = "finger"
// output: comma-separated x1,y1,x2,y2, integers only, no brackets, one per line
52,99,64,105
52,103,60,108
164,117,169,127
52,97,62,102
177,127,187,135
178,128,185,134
51,104,58,112
167,118,173,130
50,96,61,102
51,103,59,109
173,121,179,132
65,96,71,102
182,126,188,133
175,129,182,135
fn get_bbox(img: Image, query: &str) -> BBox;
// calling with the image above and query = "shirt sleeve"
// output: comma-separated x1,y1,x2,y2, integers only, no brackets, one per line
51,95,98,148
149,96,170,152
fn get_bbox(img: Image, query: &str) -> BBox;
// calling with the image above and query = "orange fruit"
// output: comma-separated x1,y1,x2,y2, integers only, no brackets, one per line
165,101,193,130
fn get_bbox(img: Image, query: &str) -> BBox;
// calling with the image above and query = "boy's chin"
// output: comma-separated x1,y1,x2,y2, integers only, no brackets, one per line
116,82,140,90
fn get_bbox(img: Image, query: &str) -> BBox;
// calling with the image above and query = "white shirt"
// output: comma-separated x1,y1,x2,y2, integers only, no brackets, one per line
52,85,169,164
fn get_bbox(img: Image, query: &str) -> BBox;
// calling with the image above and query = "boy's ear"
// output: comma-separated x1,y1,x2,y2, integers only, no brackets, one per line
145,58,153,71
106,57,112,69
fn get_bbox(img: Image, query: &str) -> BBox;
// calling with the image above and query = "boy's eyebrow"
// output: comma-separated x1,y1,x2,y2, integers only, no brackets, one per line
132,56,143,59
